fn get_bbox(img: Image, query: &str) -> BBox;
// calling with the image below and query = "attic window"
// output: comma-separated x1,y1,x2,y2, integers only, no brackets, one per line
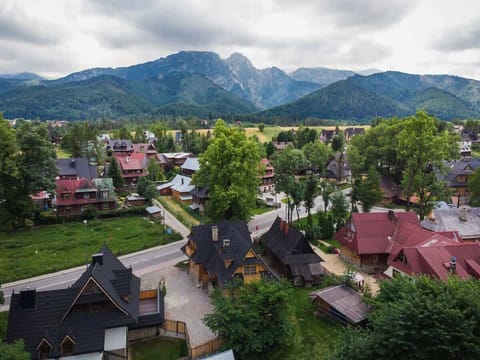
60,336,75,357
223,239,230,247
37,339,52,360
244,265,257,276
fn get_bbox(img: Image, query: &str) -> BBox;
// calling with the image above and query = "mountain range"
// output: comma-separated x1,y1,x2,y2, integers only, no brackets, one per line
0,51,479,122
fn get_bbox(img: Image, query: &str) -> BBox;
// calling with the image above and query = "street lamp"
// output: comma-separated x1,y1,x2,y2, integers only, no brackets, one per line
83,220,88,268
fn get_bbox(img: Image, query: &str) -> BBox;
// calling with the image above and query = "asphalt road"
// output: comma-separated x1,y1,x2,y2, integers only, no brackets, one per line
0,234,187,310
0,188,351,310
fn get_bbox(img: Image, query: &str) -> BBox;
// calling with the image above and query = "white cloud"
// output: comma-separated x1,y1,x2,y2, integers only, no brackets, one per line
0,0,478,80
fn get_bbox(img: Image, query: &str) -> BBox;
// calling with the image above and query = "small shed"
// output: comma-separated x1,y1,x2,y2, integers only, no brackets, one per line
310,285,370,326
146,206,162,219
126,195,146,207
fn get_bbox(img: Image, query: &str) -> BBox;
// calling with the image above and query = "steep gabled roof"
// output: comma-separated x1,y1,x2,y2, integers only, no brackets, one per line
438,158,480,186
56,158,97,179
390,242,480,280
181,157,200,172
184,220,265,285
6,246,141,358
260,217,321,265
346,212,420,255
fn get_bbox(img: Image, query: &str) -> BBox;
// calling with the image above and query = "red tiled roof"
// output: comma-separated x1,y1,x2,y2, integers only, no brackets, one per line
392,243,480,280
115,153,146,172
337,212,419,255
55,179,98,206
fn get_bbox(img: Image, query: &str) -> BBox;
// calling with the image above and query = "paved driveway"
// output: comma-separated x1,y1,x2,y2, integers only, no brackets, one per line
140,266,216,347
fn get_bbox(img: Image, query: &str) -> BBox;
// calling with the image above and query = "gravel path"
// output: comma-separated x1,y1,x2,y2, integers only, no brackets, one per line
140,266,216,347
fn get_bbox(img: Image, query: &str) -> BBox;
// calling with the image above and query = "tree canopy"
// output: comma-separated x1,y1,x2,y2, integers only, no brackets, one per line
0,119,57,229
334,276,480,360
347,111,459,219
203,279,294,359
193,119,261,220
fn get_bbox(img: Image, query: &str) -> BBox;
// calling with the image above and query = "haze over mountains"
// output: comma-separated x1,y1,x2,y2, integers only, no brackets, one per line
0,51,480,122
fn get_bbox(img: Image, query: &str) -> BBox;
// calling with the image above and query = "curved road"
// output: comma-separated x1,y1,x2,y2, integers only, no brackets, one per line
1,189,351,310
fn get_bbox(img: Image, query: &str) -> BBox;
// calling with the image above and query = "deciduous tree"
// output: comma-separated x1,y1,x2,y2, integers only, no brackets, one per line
334,276,480,360
193,120,261,220
303,140,331,176
203,279,294,359
356,166,382,212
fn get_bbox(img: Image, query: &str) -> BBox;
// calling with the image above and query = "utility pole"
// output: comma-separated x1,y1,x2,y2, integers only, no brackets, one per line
84,219,88,268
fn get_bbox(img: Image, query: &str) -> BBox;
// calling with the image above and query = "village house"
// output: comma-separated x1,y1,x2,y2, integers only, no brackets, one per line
181,157,200,176
325,152,351,184
343,127,365,142
56,158,98,180
107,139,134,155
335,211,459,273
114,153,148,186
437,158,480,206
157,174,194,204
55,178,116,216
132,142,158,159
190,186,209,212
385,238,480,281
161,152,193,166
6,246,164,359
380,174,401,204
259,217,324,287
259,158,275,193
421,207,480,241
182,221,270,292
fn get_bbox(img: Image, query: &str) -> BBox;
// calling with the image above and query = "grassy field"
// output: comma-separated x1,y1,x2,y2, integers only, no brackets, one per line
168,125,370,144
156,197,201,228
130,338,188,360
0,216,182,284
266,286,342,360
55,146,72,159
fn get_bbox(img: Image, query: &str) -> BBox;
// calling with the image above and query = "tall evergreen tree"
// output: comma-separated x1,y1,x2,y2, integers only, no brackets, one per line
107,156,124,189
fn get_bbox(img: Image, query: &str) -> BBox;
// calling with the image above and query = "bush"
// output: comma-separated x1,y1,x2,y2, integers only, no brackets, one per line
82,205,98,220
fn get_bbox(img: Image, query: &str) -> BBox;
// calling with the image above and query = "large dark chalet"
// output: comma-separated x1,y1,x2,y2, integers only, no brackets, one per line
6,246,164,360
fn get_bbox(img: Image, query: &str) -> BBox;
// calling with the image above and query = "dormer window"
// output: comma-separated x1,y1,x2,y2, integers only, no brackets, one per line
223,239,230,247
60,336,75,357
37,339,53,360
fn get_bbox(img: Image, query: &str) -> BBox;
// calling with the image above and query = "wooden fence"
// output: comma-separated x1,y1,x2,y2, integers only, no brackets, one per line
190,337,225,359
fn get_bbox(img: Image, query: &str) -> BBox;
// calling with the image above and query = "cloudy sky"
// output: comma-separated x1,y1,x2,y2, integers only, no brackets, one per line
1,0,480,80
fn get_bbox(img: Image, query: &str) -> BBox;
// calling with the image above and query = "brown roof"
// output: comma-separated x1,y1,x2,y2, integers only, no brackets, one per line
310,285,370,325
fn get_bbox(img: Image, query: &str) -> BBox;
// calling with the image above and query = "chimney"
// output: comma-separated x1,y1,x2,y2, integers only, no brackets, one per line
92,253,103,266
70,159,75,167
388,210,398,221
459,207,468,222
450,256,457,273
126,156,129,163
212,225,218,242
181,177,184,185
279,219,284,232
20,288,36,309
284,222,289,235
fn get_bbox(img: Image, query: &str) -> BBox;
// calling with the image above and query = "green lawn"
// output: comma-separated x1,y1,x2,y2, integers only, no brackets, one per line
266,286,342,360
55,146,72,159
156,196,201,228
0,216,182,284
130,338,188,360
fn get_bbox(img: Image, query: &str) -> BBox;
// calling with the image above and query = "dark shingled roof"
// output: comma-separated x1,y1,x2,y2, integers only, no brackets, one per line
260,217,323,279
57,158,97,179
5,246,159,359
183,220,264,285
